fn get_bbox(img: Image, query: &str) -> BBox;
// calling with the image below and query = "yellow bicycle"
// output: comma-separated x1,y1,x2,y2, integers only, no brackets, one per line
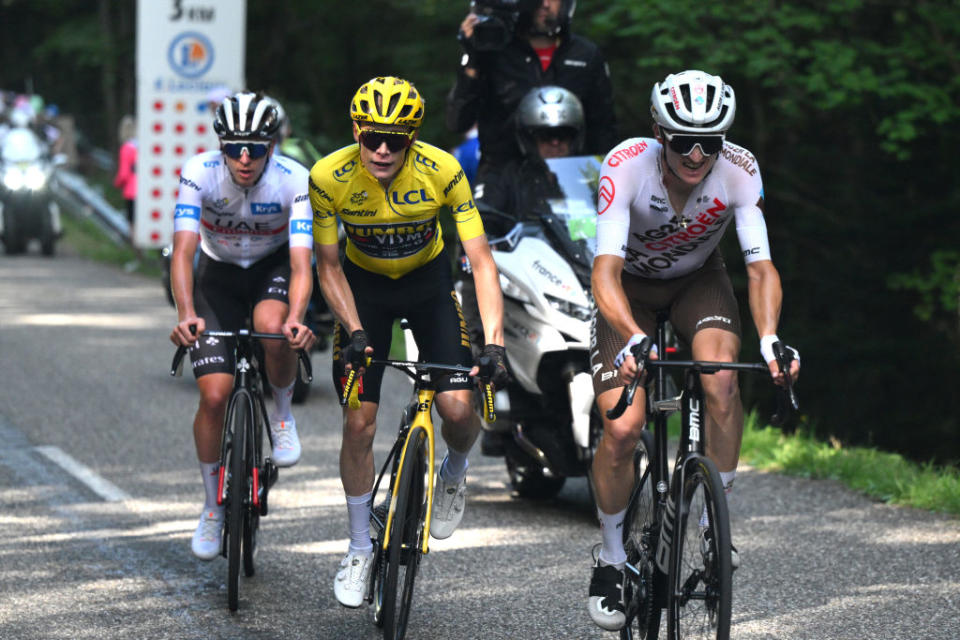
340,349,495,640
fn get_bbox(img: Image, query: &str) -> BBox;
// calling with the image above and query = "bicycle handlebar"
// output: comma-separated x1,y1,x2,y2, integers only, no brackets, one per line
338,356,498,423
605,339,799,421
169,328,313,384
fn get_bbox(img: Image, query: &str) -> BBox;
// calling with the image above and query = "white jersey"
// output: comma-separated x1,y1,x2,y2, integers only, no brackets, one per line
173,151,313,268
595,137,770,279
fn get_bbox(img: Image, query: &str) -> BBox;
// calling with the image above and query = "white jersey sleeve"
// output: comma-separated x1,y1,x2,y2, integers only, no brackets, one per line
595,138,652,258
721,143,771,264
275,156,313,252
172,153,208,235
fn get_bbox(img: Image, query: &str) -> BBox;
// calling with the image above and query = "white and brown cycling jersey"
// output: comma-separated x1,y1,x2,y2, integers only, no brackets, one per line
595,137,770,279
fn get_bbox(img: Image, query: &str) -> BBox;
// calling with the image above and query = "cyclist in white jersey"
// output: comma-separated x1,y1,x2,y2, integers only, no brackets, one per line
586,70,801,630
168,92,316,561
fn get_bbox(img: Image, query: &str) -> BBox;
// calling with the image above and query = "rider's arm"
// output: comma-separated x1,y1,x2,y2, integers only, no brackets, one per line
462,235,504,346
313,242,363,334
283,173,316,348
170,230,202,344
592,254,644,341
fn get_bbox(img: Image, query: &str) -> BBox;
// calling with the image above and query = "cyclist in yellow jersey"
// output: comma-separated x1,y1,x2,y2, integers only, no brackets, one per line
309,77,507,609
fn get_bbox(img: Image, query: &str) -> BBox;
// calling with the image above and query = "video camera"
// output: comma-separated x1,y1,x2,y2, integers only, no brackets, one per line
464,0,537,51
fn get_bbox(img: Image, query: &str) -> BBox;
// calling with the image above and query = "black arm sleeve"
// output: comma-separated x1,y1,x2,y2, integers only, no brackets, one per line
581,51,619,156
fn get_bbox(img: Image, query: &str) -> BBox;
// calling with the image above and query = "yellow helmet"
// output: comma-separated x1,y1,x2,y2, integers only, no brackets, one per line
350,76,424,129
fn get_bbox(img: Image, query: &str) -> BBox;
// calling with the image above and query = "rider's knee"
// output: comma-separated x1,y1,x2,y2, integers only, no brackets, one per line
343,411,376,444
703,370,739,411
602,418,645,458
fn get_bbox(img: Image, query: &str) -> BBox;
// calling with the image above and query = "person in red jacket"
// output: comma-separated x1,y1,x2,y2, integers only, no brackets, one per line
113,115,137,231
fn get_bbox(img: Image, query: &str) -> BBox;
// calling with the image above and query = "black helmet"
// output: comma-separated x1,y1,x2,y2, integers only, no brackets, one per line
523,0,576,37
515,85,585,157
213,91,281,140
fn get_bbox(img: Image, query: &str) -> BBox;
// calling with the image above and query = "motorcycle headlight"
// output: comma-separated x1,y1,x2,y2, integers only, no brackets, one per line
544,293,592,321
3,168,25,190
499,273,532,304
24,166,47,190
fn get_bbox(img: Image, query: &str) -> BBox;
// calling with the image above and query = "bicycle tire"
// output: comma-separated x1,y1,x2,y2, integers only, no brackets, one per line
621,428,662,640
243,397,264,577
226,399,249,612
382,426,427,640
667,457,731,640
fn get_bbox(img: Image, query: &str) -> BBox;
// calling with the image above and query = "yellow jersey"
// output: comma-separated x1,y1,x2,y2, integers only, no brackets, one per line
309,140,484,279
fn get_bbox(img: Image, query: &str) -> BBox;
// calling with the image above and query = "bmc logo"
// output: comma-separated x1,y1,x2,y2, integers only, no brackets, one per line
251,202,282,215
391,189,435,206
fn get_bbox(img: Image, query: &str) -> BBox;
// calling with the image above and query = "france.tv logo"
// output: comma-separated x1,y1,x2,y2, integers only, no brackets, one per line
168,32,214,79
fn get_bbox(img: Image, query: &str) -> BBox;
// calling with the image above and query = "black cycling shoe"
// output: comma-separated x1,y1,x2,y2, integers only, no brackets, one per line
588,561,627,631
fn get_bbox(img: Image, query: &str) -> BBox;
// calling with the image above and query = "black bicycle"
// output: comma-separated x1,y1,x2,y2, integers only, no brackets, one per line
171,328,312,612
608,313,798,640
339,345,495,640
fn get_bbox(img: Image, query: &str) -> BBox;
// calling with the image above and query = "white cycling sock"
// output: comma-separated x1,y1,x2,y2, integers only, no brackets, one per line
346,492,373,555
270,380,295,422
597,507,627,568
200,461,222,513
440,446,469,483
719,469,736,494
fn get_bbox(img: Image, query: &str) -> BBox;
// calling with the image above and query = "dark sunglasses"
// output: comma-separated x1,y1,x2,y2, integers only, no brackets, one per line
662,130,725,156
531,126,578,143
222,141,271,159
358,129,413,153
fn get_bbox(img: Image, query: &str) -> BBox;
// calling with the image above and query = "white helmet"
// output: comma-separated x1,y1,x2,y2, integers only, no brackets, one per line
650,70,735,134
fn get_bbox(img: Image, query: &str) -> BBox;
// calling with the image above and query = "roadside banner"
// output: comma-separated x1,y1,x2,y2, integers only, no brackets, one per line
134,0,246,248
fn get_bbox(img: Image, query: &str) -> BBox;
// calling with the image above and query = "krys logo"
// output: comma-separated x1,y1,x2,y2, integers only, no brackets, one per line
167,32,214,79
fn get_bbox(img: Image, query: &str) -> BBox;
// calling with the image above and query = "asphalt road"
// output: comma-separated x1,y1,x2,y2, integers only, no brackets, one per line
1,249,958,639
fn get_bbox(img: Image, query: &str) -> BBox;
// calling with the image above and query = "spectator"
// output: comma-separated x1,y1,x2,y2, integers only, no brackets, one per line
113,115,137,229
446,0,617,187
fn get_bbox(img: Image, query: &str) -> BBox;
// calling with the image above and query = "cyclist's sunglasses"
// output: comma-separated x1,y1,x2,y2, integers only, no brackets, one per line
222,141,271,160
358,129,414,153
661,129,725,156
531,126,578,142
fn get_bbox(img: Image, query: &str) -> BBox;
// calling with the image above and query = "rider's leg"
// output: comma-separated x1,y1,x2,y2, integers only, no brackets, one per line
191,372,233,559
591,386,647,566
435,388,480,480
690,328,743,478
253,299,297,410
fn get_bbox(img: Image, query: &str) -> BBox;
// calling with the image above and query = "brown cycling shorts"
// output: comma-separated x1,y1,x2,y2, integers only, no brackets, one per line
590,251,741,396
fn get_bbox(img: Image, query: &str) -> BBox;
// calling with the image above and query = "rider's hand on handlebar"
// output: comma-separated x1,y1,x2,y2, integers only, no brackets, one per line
615,334,657,385
283,320,315,351
760,335,800,387
471,343,509,389
171,317,204,347
341,329,372,374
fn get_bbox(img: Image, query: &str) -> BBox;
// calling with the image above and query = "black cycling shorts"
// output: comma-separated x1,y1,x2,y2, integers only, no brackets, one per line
332,249,474,404
189,248,291,378
590,251,741,396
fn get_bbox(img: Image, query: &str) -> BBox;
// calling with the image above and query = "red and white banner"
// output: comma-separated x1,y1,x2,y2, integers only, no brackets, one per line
134,0,246,248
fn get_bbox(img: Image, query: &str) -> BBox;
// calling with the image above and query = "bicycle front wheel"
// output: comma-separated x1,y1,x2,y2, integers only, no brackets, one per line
382,426,427,640
225,399,249,612
667,457,731,640
622,428,662,640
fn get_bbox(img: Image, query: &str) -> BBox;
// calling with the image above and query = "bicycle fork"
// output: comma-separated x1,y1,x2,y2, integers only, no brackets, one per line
382,388,436,555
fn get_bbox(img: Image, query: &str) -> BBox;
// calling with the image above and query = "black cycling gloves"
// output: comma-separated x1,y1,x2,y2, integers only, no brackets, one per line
341,329,370,369
476,343,509,388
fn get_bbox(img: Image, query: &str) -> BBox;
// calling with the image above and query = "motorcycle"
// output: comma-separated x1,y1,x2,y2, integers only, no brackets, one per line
467,155,604,500
0,127,64,255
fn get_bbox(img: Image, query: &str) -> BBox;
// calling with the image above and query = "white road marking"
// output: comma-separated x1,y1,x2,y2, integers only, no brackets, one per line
34,446,131,502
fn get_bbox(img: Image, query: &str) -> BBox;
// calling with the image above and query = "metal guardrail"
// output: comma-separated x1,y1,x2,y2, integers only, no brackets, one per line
51,169,130,246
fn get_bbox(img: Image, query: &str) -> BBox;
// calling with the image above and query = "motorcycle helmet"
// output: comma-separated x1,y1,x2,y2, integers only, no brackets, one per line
523,0,576,37
213,92,281,140
350,77,424,129
650,69,735,134
515,85,585,157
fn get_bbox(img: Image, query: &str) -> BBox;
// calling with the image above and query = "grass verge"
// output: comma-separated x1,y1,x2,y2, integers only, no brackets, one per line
741,411,960,516
60,212,163,278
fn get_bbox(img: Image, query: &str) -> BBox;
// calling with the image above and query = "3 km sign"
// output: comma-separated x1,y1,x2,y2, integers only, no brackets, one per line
134,0,246,248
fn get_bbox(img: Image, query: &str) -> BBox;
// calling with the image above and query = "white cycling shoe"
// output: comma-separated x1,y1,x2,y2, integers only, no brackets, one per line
191,508,224,561
334,550,373,608
269,417,301,467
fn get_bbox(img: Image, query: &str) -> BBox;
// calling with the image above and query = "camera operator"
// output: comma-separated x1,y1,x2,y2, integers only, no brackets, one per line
446,0,617,186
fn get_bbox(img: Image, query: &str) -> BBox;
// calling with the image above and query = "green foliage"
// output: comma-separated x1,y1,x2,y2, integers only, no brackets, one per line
741,411,960,516
889,251,960,324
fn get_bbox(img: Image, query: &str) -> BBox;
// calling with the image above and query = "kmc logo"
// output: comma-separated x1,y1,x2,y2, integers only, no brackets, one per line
167,32,214,79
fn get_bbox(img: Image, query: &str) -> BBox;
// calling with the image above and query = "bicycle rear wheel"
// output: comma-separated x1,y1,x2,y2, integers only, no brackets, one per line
667,457,731,640
226,399,249,612
621,428,661,640
382,426,427,640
